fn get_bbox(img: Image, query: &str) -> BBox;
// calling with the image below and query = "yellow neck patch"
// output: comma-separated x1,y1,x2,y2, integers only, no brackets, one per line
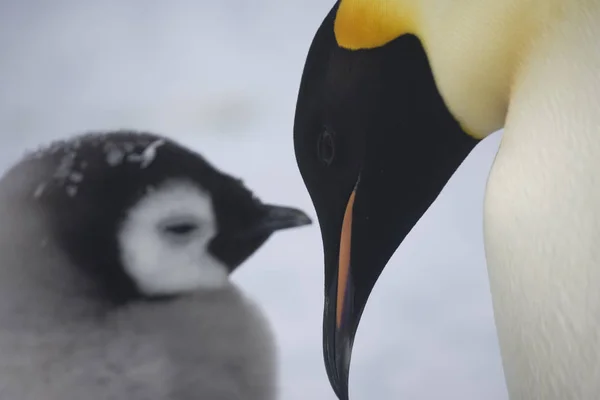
334,0,419,50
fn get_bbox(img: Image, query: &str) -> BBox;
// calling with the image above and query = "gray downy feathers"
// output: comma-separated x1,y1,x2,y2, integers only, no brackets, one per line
0,130,312,400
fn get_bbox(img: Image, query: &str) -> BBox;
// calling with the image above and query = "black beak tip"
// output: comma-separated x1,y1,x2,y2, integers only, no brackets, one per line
263,204,313,230
325,354,350,400
324,281,356,400
292,209,313,227
331,376,350,400
325,327,352,399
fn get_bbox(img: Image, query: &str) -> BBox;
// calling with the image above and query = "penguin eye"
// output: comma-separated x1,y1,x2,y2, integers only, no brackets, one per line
317,128,335,166
163,222,199,236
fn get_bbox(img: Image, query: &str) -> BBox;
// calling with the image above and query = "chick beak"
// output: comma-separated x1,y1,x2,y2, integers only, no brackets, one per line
240,204,312,238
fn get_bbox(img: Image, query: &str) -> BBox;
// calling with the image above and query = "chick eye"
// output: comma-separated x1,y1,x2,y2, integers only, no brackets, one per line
317,128,335,166
163,222,199,235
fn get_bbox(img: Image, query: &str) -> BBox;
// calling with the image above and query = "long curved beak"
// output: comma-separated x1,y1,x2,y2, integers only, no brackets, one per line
322,188,358,400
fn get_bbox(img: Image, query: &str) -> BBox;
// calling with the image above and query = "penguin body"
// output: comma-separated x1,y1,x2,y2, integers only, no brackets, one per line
293,1,600,399
0,130,311,400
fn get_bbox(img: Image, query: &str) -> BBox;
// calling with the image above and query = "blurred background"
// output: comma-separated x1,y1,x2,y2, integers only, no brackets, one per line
0,1,509,398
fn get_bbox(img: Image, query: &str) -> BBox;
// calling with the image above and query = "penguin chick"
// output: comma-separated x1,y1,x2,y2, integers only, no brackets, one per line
0,130,311,400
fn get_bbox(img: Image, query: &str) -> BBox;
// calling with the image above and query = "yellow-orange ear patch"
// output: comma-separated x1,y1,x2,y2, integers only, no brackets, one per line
334,0,418,50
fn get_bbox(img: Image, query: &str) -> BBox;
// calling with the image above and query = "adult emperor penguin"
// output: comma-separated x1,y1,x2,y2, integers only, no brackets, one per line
0,130,311,400
293,1,600,399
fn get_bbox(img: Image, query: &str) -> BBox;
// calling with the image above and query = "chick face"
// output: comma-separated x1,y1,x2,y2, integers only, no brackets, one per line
27,130,311,305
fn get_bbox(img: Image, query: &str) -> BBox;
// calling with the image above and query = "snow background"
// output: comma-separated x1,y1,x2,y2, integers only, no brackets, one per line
0,1,509,398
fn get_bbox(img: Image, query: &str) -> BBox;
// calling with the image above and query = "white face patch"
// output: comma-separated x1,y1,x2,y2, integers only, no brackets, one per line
117,179,229,296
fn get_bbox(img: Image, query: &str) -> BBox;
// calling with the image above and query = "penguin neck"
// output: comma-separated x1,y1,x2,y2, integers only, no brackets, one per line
503,3,600,158
416,0,599,138
483,6,600,398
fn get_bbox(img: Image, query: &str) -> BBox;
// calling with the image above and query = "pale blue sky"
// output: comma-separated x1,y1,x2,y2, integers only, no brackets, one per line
0,1,508,398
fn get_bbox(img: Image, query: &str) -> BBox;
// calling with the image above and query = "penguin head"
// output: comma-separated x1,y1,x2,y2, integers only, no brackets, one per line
29,130,311,305
293,3,478,398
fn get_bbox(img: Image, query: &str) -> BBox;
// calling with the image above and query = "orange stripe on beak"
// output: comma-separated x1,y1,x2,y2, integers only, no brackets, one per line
336,189,356,329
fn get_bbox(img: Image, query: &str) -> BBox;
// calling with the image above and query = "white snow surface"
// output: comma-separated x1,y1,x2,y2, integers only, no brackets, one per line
0,1,509,399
